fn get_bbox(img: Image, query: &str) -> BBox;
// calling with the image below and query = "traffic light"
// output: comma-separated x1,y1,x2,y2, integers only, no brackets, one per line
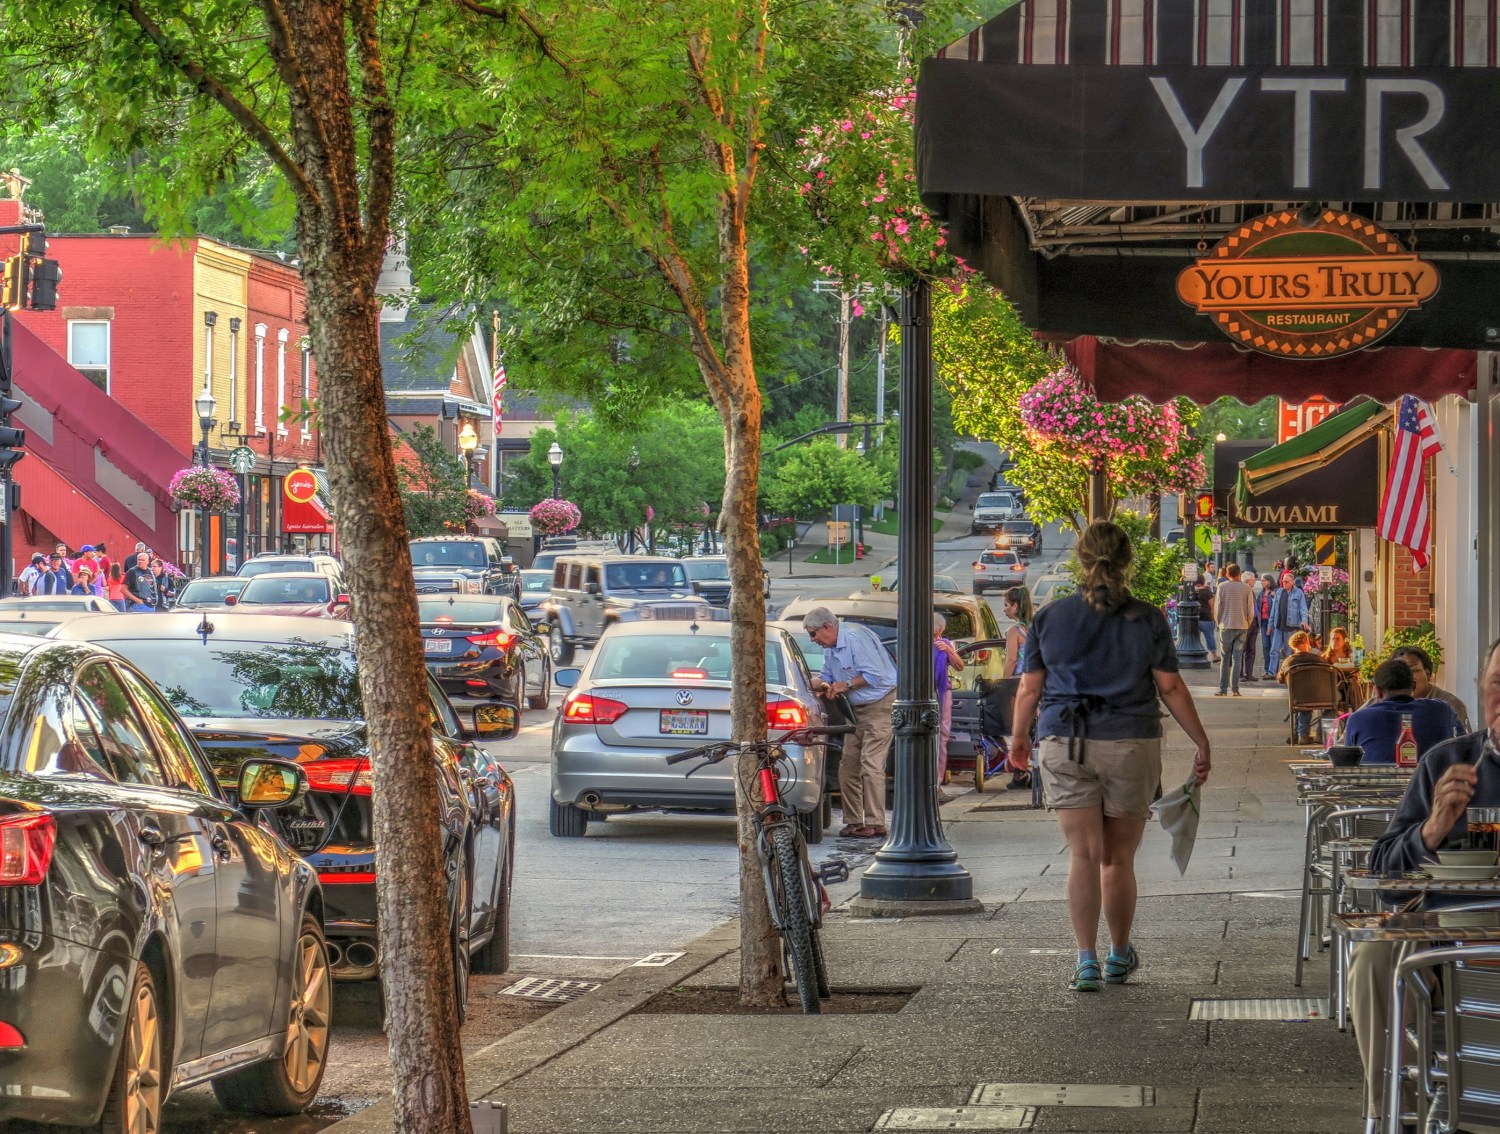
22,232,59,311
0,256,20,311
0,313,24,474
1194,491,1215,521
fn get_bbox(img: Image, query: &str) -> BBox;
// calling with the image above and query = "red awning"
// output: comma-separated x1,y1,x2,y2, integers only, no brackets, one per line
282,493,333,533
1061,338,1479,406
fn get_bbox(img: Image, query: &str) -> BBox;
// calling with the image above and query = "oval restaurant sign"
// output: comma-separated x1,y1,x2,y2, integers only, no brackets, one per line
283,468,319,505
1176,210,1439,359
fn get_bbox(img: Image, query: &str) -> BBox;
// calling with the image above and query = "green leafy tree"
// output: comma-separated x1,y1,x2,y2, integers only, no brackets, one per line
766,440,891,519
397,424,469,537
1113,511,1191,608
401,0,968,1007
0,1,476,1127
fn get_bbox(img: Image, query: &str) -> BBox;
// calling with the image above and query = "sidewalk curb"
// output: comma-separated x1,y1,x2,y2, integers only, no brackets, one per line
319,921,742,1132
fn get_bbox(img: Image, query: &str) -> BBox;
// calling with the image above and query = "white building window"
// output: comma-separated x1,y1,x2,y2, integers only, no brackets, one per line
300,342,312,440
68,321,110,392
254,323,267,432
227,317,241,428
276,328,289,436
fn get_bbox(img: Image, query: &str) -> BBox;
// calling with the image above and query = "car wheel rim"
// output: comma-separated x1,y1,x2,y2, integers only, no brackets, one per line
124,977,163,1134
283,930,331,1094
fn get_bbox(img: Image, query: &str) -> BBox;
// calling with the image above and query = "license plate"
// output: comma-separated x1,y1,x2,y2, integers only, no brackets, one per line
659,710,708,735
424,638,453,654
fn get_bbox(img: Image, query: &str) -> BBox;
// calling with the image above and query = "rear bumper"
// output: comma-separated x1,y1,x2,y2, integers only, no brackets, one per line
0,932,130,1126
552,741,822,814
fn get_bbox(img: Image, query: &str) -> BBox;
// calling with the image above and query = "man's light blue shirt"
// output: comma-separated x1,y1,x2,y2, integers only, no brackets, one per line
1273,585,1308,629
819,622,897,705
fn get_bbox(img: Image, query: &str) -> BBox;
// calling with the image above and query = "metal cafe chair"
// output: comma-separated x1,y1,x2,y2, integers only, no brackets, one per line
1322,806,1398,1028
1286,664,1343,745
1389,942,1500,1134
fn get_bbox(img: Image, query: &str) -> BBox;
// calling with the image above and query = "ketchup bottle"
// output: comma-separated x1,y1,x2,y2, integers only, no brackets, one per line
1396,713,1419,768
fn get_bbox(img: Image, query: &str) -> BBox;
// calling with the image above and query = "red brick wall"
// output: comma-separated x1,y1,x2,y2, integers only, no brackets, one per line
1392,556,1433,628
12,234,197,453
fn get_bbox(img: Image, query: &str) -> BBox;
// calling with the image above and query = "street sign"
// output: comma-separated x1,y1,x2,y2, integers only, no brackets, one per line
1210,534,1223,554
229,446,256,475
497,511,533,539
1315,534,1338,565
1319,565,1335,583
828,521,850,546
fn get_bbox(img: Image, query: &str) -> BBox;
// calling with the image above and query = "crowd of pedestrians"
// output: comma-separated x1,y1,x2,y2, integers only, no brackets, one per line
13,540,178,611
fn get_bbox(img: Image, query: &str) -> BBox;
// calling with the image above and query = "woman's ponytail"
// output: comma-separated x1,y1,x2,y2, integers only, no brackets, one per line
1076,520,1133,614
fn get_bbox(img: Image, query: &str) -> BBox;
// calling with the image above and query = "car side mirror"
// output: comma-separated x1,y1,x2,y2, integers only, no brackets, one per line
463,703,519,742
585,582,601,595
554,667,581,689
224,594,238,605
237,759,307,808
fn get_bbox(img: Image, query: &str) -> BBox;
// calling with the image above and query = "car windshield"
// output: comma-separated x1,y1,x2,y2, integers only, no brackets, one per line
0,598,96,611
604,562,688,591
682,560,729,582
238,559,315,578
178,579,245,604
239,576,331,605
980,552,1016,566
88,637,362,720
419,597,505,623
519,571,551,593
976,494,1010,509
590,633,784,683
1003,521,1033,533
413,542,486,568
0,619,61,636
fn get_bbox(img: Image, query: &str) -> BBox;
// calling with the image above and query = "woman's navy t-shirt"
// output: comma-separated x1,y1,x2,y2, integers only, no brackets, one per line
1021,592,1178,740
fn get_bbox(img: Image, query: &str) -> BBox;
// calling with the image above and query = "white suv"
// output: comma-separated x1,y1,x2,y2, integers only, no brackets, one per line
971,549,1025,595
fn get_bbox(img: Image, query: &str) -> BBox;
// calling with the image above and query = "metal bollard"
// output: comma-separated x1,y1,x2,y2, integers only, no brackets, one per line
471,1100,508,1134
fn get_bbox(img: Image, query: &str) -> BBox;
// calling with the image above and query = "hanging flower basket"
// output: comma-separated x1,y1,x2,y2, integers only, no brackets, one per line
464,489,497,524
530,498,581,537
169,466,241,513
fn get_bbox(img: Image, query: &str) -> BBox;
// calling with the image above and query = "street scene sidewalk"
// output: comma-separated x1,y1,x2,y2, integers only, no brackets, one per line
329,666,1362,1134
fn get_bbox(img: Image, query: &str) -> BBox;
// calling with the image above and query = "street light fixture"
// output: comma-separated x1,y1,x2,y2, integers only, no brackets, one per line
457,419,479,484
1215,431,1227,442
547,441,564,500
627,447,641,552
195,388,217,577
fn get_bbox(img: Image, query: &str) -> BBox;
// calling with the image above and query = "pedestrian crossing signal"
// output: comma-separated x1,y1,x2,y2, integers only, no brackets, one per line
1194,492,1215,521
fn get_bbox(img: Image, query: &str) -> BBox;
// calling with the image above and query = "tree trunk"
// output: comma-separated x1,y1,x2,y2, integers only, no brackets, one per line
273,3,472,1131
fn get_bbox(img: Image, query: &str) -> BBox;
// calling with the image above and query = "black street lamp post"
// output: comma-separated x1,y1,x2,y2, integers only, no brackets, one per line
195,388,217,577
852,278,980,916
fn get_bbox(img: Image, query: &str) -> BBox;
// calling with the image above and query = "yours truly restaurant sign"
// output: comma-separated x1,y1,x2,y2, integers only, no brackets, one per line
1176,209,1440,358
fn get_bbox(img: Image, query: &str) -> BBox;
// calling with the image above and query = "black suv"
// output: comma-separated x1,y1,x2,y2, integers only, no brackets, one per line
537,554,726,664
682,555,771,607
410,537,519,598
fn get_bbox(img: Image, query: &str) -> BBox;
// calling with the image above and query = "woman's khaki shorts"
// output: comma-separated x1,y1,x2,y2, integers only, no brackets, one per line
1037,736,1163,818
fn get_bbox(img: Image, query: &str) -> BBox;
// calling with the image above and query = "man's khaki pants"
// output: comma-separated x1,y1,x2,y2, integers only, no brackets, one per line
1350,940,1438,1123
839,691,895,828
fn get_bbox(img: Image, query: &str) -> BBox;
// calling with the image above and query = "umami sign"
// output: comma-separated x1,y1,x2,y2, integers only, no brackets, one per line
1176,209,1439,359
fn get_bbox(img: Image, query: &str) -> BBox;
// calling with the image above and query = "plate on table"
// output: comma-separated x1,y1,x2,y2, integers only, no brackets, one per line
1422,864,1500,881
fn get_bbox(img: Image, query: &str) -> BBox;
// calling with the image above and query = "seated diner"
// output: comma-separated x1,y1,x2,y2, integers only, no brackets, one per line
1343,659,1461,765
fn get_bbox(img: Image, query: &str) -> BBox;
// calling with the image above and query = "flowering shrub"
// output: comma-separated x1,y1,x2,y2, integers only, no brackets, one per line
169,466,241,512
465,490,497,524
530,498,581,537
799,80,962,286
1300,567,1351,615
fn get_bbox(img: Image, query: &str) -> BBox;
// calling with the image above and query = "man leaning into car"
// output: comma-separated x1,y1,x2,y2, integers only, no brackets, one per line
804,606,897,839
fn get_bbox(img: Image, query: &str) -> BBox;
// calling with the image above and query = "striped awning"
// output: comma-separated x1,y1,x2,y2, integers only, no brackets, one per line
939,3,1500,67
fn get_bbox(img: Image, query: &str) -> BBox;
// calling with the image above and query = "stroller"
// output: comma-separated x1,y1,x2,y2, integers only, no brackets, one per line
949,669,1037,802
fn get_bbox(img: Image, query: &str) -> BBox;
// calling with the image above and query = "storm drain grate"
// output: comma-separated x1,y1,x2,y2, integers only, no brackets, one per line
499,977,601,1003
873,1106,1035,1130
1189,997,1328,1021
970,1084,1155,1108
633,952,685,968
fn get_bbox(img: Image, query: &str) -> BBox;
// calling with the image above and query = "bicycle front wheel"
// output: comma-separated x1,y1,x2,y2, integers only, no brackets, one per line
770,826,821,1014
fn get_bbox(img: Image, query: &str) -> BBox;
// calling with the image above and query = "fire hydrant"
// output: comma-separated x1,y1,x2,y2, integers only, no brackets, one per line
855,542,865,560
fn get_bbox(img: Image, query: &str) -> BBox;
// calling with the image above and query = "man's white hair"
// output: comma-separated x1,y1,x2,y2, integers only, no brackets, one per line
802,606,837,632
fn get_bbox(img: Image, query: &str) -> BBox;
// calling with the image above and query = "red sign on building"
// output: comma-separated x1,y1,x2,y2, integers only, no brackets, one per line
282,467,332,533
1277,397,1340,443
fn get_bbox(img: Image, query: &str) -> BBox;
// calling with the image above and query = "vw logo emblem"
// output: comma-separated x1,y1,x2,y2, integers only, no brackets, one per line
675,689,693,706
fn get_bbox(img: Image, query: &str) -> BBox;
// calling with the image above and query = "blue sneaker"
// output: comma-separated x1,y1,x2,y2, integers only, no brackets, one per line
1103,945,1139,984
1070,959,1102,992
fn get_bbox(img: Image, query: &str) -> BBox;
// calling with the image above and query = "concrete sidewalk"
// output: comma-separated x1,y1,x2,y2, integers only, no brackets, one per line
332,666,1363,1134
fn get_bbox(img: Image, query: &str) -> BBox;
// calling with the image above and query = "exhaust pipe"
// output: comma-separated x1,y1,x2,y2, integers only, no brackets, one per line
345,940,379,970
325,941,344,968
580,791,602,808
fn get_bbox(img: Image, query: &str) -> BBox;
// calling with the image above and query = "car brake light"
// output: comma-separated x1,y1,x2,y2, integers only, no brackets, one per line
766,699,808,730
467,629,514,649
563,692,629,725
304,758,373,796
0,814,56,886
317,871,377,885
0,1021,24,1048
670,668,707,680
973,563,984,571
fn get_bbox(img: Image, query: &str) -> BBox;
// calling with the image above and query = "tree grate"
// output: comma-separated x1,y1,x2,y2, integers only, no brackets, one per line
498,976,601,1003
1189,997,1328,1020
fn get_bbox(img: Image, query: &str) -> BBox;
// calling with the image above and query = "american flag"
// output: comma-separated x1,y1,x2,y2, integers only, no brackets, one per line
1377,395,1444,571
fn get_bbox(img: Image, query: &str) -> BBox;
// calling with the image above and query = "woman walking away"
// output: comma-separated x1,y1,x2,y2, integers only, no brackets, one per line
1002,585,1034,790
933,613,964,786
1008,521,1211,992
106,564,127,612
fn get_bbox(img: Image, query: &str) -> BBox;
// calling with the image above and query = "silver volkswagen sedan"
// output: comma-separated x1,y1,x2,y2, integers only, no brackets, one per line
549,621,831,842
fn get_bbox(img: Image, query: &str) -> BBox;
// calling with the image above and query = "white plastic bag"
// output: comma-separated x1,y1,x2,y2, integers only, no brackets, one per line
1150,780,1201,876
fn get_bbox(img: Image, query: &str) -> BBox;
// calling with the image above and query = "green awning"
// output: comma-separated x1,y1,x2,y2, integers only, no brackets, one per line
1235,400,1390,508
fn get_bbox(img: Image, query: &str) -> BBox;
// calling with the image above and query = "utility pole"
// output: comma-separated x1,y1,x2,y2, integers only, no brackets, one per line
835,291,851,447
875,302,889,438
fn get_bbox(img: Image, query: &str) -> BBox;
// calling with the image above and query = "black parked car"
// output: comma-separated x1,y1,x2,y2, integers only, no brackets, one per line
410,536,519,599
0,634,327,1129
420,594,552,716
52,614,518,1014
